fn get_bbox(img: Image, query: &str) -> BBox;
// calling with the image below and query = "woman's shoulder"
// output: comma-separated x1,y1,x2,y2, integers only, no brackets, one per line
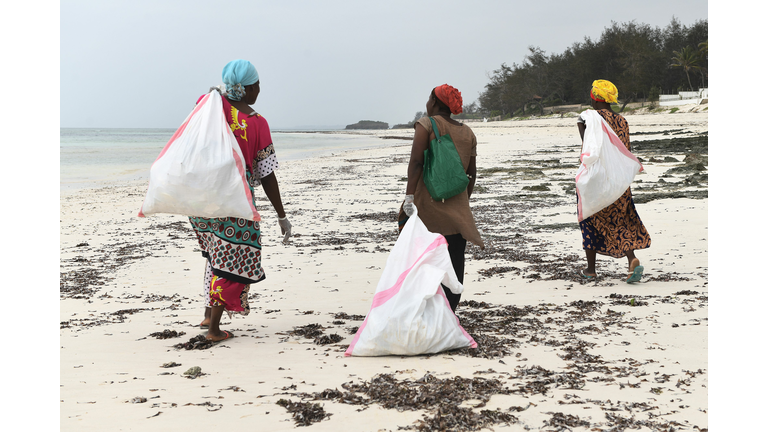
598,109,627,124
416,115,467,131
414,116,433,132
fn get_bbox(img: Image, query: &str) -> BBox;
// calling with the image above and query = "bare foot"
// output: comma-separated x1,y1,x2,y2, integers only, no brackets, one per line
199,318,211,327
206,330,232,342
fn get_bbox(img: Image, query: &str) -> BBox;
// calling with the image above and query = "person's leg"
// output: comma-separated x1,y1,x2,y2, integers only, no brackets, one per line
201,307,211,327
205,276,246,340
625,249,643,283
201,261,213,327
626,249,638,271
206,305,228,341
442,234,467,312
583,249,597,277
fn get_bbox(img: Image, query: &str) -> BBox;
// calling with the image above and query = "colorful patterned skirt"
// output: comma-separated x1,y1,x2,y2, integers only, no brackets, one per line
579,188,651,258
190,216,265,314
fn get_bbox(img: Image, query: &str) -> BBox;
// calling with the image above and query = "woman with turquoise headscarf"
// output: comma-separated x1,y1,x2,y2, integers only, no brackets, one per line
190,59,292,342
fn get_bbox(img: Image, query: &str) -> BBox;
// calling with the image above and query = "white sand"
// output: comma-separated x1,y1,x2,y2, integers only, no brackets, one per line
60,110,708,431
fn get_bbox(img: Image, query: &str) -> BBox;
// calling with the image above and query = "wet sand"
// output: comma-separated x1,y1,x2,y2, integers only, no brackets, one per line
60,107,709,431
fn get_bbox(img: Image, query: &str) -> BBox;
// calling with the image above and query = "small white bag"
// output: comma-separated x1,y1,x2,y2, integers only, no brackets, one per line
345,206,477,357
139,90,260,220
575,110,643,221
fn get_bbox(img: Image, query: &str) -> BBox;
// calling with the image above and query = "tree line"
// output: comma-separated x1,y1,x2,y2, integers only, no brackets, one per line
476,18,708,117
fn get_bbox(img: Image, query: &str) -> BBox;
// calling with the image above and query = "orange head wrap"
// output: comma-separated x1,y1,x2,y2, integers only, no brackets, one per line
434,84,463,115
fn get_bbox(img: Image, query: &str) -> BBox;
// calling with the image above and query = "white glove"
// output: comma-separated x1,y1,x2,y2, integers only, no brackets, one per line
278,216,292,243
403,195,415,217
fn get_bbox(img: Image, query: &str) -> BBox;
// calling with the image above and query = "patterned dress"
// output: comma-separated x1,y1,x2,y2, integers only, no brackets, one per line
188,95,279,314
579,109,651,258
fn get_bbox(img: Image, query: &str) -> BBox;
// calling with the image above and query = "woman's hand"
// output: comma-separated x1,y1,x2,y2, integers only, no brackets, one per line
260,172,291,243
403,195,415,217
278,216,292,243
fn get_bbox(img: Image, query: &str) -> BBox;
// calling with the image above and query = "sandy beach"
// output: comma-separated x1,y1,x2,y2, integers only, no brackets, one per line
60,107,709,431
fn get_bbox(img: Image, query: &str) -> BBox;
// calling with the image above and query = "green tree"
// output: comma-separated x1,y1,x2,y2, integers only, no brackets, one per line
697,40,708,88
670,45,701,90
648,85,660,108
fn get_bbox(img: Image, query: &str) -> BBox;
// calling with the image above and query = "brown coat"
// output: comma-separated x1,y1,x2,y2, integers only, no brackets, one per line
412,116,483,248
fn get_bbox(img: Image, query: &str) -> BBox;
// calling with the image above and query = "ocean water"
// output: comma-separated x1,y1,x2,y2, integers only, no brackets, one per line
60,128,403,190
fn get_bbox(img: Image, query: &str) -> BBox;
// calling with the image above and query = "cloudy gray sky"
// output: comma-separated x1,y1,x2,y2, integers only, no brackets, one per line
61,1,707,130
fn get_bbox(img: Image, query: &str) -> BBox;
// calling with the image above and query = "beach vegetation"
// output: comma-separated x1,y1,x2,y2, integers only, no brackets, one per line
670,46,702,91
477,18,707,116
669,107,679,113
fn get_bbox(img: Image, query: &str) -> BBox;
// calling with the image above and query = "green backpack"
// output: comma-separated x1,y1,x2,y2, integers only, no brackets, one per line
423,117,469,202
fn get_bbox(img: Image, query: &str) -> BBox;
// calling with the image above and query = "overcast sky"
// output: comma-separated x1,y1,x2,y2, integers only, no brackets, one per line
61,1,708,130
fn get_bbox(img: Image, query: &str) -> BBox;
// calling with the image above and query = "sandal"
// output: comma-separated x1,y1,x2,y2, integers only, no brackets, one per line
626,259,644,283
578,269,596,280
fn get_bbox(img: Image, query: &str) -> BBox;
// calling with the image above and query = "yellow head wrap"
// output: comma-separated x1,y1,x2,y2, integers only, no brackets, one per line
590,79,618,104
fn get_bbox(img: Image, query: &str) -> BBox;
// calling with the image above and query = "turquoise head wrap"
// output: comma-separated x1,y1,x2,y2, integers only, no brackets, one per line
221,60,259,101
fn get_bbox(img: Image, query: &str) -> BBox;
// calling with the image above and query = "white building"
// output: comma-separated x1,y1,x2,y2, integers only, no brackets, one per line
659,88,708,106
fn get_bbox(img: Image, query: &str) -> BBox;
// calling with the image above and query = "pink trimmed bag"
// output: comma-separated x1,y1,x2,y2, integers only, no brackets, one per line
575,109,643,221
345,206,477,357
139,90,260,221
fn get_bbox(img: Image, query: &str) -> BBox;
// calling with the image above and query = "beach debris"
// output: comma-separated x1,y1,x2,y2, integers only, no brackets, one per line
300,373,519,430
149,329,186,339
130,396,147,404
543,411,591,429
413,405,518,431
174,335,213,350
276,399,332,426
220,386,245,392
161,362,181,368
287,323,343,346
183,401,222,411
333,312,365,321
183,366,203,379
315,334,343,345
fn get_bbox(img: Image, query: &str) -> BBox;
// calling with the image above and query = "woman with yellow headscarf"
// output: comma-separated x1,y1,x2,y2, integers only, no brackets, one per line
576,80,651,283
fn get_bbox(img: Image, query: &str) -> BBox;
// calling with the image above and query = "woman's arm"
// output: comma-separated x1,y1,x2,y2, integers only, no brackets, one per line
405,123,431,195
260,172,286,218
466,155,477,199
577,122,586,154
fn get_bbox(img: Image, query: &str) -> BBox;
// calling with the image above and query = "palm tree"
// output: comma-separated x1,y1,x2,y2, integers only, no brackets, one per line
697,40,708,88
671,46,701,91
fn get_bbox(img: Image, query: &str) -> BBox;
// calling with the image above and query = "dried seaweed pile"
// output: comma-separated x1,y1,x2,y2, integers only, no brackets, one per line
148,329,186,339
286,323,344,346
60,220,195,301
173,335,213,350
60,307,149,330
276,399,332,427
286,373,524,430
279,294,706,430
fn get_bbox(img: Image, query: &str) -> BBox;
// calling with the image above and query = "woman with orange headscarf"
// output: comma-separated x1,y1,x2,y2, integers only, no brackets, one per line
400,84,484,313
576,80,651,283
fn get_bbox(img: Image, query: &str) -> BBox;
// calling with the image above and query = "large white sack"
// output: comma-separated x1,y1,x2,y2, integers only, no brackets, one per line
575,109,643,221
345,206,477,357
139,91,260,220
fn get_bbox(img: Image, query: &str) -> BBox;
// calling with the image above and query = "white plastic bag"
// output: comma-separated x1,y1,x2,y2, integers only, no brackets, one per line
138,90,260,220
345,206,477,356
575,110,643,221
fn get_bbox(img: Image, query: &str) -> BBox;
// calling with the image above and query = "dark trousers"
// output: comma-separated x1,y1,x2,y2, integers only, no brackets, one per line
441,234,467,313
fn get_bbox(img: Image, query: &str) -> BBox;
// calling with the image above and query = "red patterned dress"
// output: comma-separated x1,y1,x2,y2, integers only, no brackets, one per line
188,95,279,315
579,109,651,258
